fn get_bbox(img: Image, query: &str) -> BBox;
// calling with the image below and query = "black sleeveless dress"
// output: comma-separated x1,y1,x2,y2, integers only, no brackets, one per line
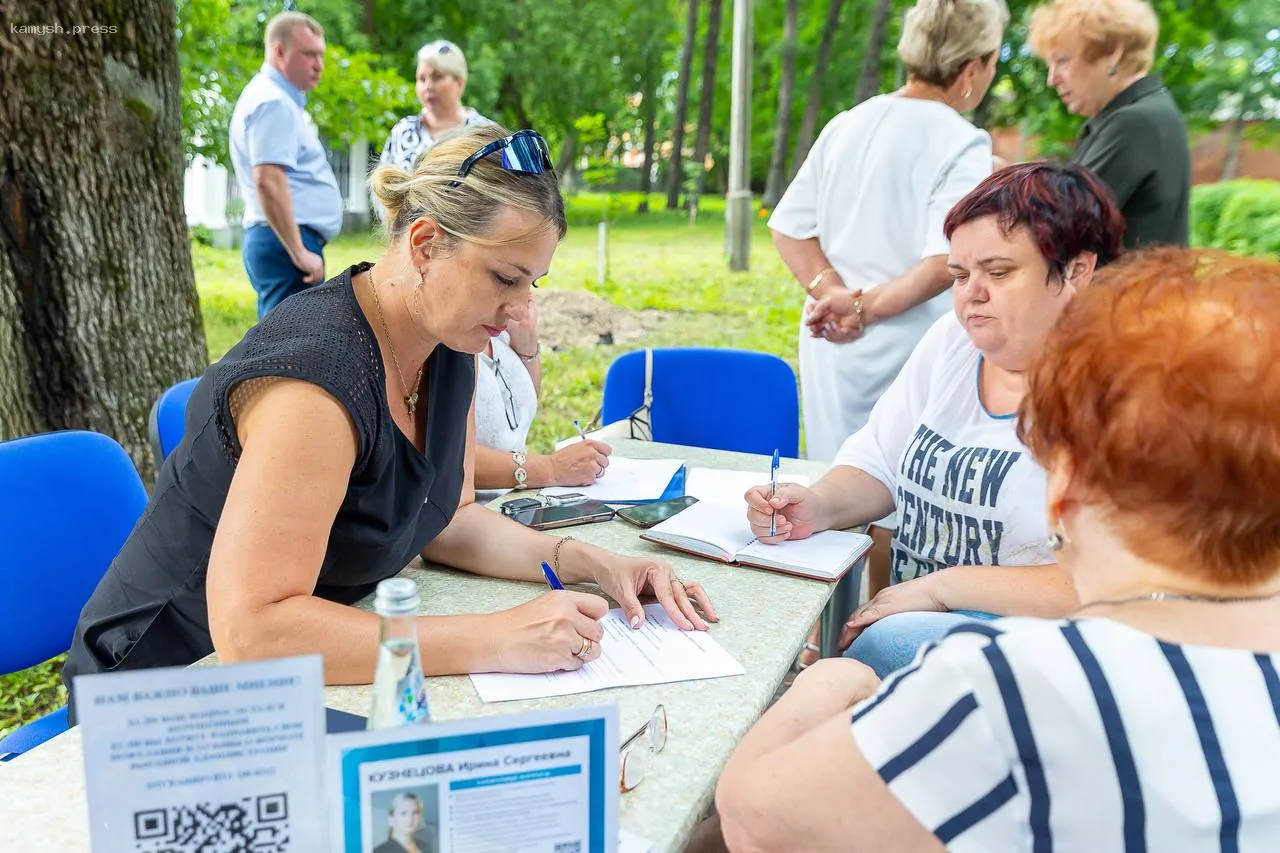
64,264,474,713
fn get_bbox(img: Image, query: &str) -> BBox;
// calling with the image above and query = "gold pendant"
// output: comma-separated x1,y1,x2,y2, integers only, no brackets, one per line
405,392,418,416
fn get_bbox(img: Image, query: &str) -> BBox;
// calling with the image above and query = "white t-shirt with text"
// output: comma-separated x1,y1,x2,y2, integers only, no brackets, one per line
834,313,1052,582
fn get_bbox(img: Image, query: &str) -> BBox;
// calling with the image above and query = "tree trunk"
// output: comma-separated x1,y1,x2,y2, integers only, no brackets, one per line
762,0,799,208
790,0,846,178
637,52,659,214
665,0,701,210
691,0,724,199
0,0,208,481
495,0,534,130
556,128,579,194
1221,118,1244,181
363,0,376,40
855,0,894,105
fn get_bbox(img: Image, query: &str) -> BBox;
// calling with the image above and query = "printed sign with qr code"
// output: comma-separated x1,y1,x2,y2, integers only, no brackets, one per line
133,793,289,852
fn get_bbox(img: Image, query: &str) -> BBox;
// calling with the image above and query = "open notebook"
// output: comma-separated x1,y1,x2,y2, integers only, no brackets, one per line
640,499,872,581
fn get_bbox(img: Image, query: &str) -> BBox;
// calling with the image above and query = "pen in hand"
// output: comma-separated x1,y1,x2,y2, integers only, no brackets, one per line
572,419,587,441
769,448,780,537
541,560,565,590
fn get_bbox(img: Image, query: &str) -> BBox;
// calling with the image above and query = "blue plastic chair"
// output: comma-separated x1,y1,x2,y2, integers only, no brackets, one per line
147,376,199,466
601,348,800,457
0,431,147,760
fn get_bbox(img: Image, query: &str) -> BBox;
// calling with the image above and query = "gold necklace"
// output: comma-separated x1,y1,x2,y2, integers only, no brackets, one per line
1073,589,1280,615
367,267,426,417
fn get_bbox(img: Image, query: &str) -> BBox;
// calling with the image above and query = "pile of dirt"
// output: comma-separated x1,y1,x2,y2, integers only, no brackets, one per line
536,289,668,351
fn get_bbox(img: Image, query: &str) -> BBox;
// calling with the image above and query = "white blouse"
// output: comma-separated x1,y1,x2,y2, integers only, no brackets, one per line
474,332,538,454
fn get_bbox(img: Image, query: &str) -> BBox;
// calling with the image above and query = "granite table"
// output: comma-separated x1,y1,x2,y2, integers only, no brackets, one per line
0,439,842,852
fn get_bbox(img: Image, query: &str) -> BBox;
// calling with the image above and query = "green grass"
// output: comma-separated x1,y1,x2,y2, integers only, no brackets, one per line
0,193,797,740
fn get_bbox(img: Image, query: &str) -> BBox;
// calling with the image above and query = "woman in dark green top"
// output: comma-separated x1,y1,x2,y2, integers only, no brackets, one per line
1028,0,1191,248
65,126,718,713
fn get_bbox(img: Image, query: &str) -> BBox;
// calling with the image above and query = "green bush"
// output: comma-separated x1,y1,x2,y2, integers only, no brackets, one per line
1191,180,1280,258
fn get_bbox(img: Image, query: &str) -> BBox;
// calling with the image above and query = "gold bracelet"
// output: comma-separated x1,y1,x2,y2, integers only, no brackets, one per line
552,535,575,577
512,341,540,362
805,266,836,295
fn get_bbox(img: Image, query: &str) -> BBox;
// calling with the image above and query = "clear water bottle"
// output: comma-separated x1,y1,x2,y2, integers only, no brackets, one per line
367,577,431,729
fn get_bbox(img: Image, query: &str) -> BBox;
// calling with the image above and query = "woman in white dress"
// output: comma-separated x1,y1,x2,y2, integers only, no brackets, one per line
770,0,1008,461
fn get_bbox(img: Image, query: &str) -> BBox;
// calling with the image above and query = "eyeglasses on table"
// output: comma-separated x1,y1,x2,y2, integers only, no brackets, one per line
619,704,668,792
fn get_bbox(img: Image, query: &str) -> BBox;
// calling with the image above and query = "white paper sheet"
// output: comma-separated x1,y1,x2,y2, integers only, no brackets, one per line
74,656,327,853
684,467,811,502
542,457,685,503
470,604,745,702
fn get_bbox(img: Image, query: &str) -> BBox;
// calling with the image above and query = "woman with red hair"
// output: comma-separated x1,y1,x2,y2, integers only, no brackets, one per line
719,247,1280,850
748,162,1124,676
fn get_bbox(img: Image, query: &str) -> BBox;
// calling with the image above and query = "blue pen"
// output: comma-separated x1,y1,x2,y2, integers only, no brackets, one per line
541,560,565,590
572,419,587,440
769,449,780,537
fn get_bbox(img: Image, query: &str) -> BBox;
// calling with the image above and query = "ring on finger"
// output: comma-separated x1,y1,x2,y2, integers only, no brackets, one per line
574,637,593,659
672,578,687,589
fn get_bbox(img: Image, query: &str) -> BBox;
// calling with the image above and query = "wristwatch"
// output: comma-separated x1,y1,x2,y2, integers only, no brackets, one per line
512,450,529,489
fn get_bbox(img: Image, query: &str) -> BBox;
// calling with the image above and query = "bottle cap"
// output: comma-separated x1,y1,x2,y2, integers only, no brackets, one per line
374,577,420,616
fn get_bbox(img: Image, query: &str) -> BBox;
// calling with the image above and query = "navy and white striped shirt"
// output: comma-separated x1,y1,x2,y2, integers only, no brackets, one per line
850,617,1280,851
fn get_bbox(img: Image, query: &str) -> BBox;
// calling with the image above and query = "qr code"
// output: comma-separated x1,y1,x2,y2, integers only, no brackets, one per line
554,843,582,853
133,793,289,852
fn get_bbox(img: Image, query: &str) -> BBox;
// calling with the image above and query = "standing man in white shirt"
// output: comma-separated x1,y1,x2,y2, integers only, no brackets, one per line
230,12,343,319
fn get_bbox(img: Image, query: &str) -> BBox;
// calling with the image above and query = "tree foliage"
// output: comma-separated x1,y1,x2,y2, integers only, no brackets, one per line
175,0,1276,188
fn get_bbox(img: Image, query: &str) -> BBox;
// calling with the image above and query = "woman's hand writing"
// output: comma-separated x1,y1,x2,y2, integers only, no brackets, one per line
489,590,607,673
745,483,825,543
548,439,612,486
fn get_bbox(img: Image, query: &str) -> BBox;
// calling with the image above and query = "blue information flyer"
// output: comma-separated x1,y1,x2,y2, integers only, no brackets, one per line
325,704,619,853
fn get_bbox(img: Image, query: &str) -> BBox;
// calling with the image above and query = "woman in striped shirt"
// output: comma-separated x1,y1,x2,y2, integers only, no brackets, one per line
717,247,1280,851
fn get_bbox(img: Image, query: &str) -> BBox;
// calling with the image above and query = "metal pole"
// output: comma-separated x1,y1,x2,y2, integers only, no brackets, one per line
726,0,753,271
597,221,608,285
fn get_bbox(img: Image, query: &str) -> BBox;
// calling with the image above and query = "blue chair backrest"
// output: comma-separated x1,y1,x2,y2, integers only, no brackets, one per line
147,377,200,466
0,431,148,674
601,348,800,457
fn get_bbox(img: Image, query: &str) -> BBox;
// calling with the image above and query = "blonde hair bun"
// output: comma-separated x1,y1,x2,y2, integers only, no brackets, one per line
368,124,567,248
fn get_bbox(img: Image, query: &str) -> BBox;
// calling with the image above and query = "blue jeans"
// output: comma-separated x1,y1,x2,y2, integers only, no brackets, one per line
844,610,998,679
242,224,327,319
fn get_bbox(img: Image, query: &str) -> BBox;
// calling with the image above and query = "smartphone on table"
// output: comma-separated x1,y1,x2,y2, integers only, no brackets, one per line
504,497,616,530
615,495,699,529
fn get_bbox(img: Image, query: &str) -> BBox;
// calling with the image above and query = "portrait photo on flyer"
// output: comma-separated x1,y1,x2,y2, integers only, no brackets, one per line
325,705,619,853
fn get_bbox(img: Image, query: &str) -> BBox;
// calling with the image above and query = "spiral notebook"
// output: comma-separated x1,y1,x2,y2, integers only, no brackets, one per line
640,499,872,581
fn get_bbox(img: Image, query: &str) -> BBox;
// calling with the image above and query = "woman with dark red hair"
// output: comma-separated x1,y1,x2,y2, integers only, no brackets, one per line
720,247,1280,850
745,162,1125,676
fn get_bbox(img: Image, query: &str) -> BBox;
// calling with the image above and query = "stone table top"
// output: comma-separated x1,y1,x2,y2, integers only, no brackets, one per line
0,439,833,853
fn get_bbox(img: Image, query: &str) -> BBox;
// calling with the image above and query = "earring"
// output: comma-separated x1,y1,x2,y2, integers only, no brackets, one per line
1107,64,1117,77
963,87,973,100
1046,521,1070,551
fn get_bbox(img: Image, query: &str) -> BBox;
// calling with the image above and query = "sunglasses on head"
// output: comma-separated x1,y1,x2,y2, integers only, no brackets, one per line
449,130,554,188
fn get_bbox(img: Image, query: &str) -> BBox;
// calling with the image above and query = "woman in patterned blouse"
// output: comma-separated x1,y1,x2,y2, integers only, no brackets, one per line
378,39,491,174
